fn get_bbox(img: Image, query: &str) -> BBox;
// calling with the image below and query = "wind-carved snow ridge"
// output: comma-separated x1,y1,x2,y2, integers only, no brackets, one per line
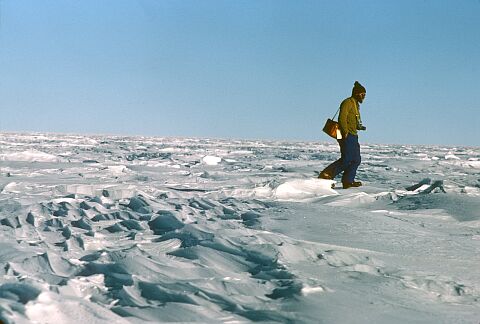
0,193,302,323
0,133,479,323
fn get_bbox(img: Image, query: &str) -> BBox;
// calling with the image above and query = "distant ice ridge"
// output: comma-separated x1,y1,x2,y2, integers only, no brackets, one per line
63,184,137,200
0,149,59,162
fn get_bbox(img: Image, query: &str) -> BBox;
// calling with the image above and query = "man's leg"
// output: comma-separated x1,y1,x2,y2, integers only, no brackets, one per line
319,140,345,179
349,137,361,182
341,135,361,184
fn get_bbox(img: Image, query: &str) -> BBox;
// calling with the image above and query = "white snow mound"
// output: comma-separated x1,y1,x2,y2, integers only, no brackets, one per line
202,155,222,165
274,179,337,201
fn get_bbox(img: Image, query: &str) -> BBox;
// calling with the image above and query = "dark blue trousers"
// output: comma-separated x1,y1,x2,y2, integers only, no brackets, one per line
322,134,361,183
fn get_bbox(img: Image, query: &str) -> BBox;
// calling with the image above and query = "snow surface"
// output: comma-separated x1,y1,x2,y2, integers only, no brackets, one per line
0,133,479,323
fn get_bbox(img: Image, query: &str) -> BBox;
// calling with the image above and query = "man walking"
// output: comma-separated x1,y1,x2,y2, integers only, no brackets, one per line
319,81,367,189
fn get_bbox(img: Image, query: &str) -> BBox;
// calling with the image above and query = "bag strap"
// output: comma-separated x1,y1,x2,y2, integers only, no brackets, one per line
332,106,340,120
351,97,361,124
332,97,358,120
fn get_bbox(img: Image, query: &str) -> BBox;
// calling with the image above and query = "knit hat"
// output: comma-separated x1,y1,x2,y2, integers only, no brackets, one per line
352,81,366,95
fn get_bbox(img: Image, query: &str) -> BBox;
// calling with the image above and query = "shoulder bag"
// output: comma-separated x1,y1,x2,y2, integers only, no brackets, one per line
322,106,342,139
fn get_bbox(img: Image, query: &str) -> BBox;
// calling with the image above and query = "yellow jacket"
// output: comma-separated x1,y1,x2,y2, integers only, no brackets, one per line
338,97,361,137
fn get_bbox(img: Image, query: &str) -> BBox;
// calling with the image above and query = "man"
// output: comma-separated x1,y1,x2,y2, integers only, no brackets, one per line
319,81,367,189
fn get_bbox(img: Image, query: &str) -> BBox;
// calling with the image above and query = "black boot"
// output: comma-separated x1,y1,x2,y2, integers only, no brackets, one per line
318,171,333,180
342,181,362,189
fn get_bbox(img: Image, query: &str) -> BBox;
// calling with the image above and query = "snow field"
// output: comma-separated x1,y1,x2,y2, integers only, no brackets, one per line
0,133,478,323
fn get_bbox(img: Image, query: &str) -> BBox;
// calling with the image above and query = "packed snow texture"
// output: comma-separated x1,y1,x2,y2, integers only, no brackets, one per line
0,133,479,323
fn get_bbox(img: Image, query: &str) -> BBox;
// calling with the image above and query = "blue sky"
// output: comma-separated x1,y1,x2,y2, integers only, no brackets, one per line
0,1,479,146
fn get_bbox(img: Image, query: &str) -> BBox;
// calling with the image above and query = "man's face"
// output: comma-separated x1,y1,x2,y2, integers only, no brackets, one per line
356,92,366,103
